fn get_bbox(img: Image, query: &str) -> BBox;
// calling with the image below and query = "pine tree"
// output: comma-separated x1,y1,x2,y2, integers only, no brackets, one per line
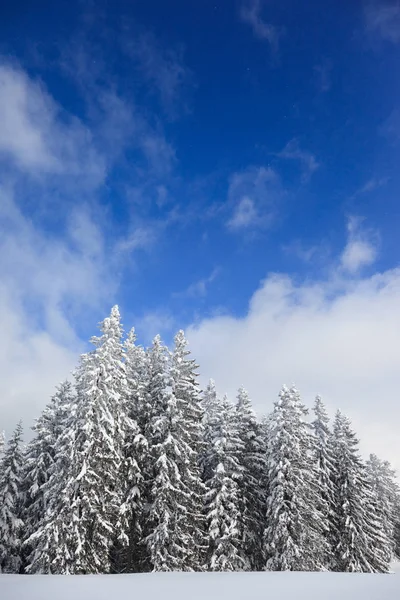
205,394,247,571
0,422,24,573
144,335,183,571
170,330,207,570
112,328,148,573
311,396,336,569
67,305,128,573
263,385,327,571
23,381,74,566
332,411,390,573
145,332,206,571
234,387,266,570
366,454,399,566
26,306,128,574
24,403,77,574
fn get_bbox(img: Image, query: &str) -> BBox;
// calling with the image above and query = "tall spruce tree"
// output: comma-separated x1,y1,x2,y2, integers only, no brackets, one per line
23,381,74,567
332,411,390,573
0,422,24,573
366,454,399,566
234,387,266,570
144,335,184,571
24,400,77,574
145,333,206,571
67,305,128,573
170,330,207,570
311,396,336,569
26,306,128,574
112,328,148,573
264,385,327,571
205,395,248,571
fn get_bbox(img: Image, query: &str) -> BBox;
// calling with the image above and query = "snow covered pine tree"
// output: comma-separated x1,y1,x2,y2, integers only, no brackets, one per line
145,332,206,571
332,411,390,573
204,394,248,571
366,454,400,563
25,306,129,574
0,422,24,573
22,381,75,571
170,331,206,570
264,386,328,571
112,327,148,574
234,387,266,570
311,396,337,569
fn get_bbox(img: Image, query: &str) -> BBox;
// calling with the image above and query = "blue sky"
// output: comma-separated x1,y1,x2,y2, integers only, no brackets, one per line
1,1,400,468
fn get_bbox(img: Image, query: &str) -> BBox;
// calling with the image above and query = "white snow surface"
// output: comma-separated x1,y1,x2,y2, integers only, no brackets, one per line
0,572,400,600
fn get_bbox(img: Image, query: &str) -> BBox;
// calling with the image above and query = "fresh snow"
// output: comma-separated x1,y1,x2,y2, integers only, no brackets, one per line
0,572,400,600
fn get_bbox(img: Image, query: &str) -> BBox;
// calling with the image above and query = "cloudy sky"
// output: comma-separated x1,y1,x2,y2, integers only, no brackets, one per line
0,0,399,470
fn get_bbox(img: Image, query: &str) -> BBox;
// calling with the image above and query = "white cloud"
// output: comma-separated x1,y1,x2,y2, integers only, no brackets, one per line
278,138,320,182
0,186,119,437
340,216,378,274
0,286,79,440
239,0,280,52
350,177,388,200
141,132,176,176
187,264,400,472
283,240,330,265
0,62,105,183
228,197,258,230
364,1,400,43
124,32,191,119
116,225,158,253
15,44,177,182
174,268,221,299
341,240,377,274
227,166,280,232
136,310,176,345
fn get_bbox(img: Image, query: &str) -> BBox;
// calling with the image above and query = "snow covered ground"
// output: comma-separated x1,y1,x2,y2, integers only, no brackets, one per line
0,572,400,600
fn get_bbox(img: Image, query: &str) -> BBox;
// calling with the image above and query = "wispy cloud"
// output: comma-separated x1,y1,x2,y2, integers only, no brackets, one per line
116,225,158,254
313,60,332,93
0,61,105,184
239,0,280,53
226,166,281,232
350,176,388,200
340,216,378,274
136,310,176,344
124,31,192,119
141,132,177,176
0,183,120,436
0,188,117,338
364,1,400,43
174,267,221,299
58,33,178,180
277,138,320,182
228,197,258,230
283,240,330,265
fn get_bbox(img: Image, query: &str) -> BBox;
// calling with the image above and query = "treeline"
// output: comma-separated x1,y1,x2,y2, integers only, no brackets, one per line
0,306,399,574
